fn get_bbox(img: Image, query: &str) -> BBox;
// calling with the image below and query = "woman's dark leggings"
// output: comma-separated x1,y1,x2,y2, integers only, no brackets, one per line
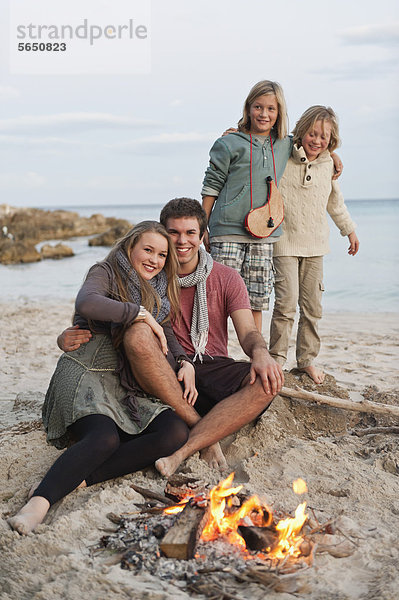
32,410,189,506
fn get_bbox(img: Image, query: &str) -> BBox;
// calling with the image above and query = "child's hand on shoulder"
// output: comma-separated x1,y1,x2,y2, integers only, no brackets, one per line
348,231,359,256
222,127,238,137
331,152,343,179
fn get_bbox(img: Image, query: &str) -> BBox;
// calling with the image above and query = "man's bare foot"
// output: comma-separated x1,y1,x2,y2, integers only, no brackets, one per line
301,365,325,384
200,443,228,472
28,479,87,500
155,453,183,479
8,496,50,535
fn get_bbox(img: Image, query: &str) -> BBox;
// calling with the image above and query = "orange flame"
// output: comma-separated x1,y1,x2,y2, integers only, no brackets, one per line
163,501,189,515
201,472,272,548
292,478,308,494
269,501,308,559
200,472,308,559
163,490,197,515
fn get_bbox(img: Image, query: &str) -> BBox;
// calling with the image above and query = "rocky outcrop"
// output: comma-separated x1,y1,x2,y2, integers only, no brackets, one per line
0,205,132,264
40,243,74,259
0,207,131,243
88,223,132,247
0,239,41,264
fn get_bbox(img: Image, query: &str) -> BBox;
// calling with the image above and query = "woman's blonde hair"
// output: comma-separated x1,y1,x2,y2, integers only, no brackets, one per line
105,221,180,322
238,80,288,139
292,105,341,152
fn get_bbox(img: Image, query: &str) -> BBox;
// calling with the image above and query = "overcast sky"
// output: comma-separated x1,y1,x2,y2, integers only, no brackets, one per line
0,0,398,207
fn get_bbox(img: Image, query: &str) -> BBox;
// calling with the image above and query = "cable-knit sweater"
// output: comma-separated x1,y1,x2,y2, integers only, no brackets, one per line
273,145,356,257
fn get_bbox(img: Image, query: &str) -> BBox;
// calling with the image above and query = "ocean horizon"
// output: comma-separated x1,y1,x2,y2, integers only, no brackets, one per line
1,198,398,313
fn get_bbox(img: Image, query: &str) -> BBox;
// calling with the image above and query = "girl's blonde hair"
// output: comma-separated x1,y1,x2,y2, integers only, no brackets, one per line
238,80,288,139
105,221,180,322
292,105,341,152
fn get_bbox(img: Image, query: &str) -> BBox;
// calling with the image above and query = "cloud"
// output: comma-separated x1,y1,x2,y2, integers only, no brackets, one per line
0,130,217,156
0,86,20,100
0,134,81,148
111,131,217,152
312,58,398,80
0,113,158,135
338,22,399,46
0,171,46,189
82,176,166,192
84,175,134,191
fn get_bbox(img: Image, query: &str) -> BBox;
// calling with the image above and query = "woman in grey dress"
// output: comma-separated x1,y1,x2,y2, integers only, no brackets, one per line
9,221,196,535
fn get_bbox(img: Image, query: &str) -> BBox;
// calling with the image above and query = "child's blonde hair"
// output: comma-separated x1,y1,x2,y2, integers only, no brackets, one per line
292,105,341,152
238,80,288,139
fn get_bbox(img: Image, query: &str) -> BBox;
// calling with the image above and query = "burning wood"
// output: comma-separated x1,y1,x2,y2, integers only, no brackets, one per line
130,483,175,506
159,502,209,560
164,474,205,503
237,525,279,552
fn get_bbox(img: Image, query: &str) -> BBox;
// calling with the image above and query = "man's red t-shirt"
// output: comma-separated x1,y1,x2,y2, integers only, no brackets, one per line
172,261,251,357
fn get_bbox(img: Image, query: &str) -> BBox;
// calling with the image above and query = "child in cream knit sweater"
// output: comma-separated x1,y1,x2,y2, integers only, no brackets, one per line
269,106,359,384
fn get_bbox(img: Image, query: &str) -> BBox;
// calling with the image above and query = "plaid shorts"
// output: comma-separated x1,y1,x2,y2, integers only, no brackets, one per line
210,241,274,310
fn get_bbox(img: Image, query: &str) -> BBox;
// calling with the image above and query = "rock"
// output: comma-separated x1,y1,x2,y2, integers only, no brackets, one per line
0,239,41,264
0,206,132,247
40,243,74,259
376,456,399,475
0,203,18,219
89,223,132,247
0,206,133,264
314,533,356,558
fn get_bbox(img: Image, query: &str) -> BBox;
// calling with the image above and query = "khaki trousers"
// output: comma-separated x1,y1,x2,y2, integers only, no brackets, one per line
269,256,324,368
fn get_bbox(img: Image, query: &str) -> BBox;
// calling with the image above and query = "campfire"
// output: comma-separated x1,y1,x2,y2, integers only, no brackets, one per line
97,473,357,596
159,472,312,566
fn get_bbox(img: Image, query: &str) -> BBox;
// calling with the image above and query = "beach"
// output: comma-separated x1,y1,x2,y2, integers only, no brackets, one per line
1,302,399,599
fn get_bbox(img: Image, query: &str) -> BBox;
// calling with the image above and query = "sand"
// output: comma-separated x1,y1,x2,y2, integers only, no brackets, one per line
1,301,399,600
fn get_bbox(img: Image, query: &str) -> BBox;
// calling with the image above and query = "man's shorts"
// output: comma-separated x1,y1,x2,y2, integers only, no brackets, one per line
210,241,274,311
191,355,251,417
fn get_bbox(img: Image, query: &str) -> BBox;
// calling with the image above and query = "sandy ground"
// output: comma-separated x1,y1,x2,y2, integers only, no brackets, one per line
1,302,399,600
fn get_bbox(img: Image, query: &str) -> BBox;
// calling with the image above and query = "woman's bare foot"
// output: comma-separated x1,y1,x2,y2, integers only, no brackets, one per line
301,365,325,384
8,496,50,535
200,443,228,471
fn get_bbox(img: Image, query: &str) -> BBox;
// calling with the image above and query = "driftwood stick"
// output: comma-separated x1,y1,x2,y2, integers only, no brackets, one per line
130,484,175,506
308,512,343,535
335,527,359,547
279,386,399,418
353,426,399,437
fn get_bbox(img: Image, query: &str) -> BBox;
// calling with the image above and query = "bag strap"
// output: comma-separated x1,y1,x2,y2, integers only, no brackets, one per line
250,133,253,210
249,133,278,213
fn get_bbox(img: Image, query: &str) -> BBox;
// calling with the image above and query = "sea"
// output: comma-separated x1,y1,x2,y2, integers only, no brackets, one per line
1,199,398,313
